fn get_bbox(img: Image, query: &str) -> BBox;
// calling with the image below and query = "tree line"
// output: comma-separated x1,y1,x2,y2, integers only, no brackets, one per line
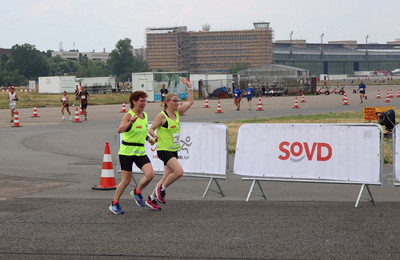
0,38,150,86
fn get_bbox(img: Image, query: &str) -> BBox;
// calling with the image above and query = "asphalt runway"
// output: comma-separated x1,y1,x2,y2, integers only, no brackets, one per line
1,85,400,259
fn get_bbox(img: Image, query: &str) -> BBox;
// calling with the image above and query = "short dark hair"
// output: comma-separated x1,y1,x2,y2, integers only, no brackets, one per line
129,91,147,109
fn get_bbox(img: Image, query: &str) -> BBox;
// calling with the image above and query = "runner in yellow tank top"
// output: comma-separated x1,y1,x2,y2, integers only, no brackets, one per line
148,77,194,206
109,91,158,214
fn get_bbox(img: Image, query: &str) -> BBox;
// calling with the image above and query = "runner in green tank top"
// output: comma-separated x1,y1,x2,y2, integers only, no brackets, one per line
148,77,194,205
109,91,159,214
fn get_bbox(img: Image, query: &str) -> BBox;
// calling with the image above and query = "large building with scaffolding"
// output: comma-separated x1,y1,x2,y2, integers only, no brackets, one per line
146,22,273,73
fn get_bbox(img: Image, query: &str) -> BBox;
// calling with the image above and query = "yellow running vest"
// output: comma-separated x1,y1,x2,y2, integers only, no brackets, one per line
119,110,148,156
156,111,181,151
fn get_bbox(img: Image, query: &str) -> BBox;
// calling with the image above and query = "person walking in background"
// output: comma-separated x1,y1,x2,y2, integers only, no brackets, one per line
233,85,242,111
359,80,366,103
79,87,89,121
60,91,72,120
8,87,18,123
160,84,168,107
147,77,194,208
74,85,80,106
261,82,266,96
245,83,255,110
110,91,157,214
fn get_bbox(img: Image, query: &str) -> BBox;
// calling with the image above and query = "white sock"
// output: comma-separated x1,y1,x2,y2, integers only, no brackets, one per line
161,184,166,191
150,194,155,200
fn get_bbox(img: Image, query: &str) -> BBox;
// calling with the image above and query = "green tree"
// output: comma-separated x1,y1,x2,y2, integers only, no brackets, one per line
9,43,49,80
108,38,149,81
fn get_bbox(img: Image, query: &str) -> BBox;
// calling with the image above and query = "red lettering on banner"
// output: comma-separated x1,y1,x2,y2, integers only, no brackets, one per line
278,141,332,162
290,142,303,157
317,143,332,161
278,141,290,160
304,142,317,160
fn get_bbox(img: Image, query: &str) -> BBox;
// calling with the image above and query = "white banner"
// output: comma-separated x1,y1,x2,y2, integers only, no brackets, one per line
119,122,228,176
234,124,382,184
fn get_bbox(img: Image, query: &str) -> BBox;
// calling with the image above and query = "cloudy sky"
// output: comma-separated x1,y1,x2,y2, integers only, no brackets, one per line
1,0,398,52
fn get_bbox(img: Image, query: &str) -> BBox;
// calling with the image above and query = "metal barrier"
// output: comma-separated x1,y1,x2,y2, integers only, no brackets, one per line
233,123,384,207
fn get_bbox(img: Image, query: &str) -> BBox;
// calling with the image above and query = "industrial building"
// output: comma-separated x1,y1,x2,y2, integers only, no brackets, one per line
273,40,400,75
146,22,273,73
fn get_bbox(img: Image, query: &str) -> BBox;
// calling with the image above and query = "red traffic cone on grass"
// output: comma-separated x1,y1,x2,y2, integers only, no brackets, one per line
92,142,117,190
31,104,39,118
12,111,21,127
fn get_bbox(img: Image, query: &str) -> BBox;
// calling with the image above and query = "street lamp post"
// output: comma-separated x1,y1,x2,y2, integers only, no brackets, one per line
320,33,324,56
365,35,369,56
289,31,294,59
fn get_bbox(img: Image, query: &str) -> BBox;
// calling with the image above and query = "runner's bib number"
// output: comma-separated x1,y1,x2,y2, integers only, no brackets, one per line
173,133,180,146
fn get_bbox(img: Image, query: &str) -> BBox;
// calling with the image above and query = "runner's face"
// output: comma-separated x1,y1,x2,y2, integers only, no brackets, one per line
169,97,180,110
135,98,147,112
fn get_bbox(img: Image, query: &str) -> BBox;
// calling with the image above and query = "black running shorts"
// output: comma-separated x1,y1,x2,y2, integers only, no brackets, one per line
119,154,151,171
157,150,178,165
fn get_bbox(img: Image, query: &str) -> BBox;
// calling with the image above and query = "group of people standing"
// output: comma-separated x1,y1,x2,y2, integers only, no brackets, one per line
60,82,89,120
109,77,194,214
233,83,255,111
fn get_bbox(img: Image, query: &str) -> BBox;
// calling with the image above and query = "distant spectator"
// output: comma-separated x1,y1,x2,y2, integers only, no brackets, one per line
245,84,255,111
8,87,18,123
79,87,89,121
359,80,366,104
233,85,242,111
160,84,168,107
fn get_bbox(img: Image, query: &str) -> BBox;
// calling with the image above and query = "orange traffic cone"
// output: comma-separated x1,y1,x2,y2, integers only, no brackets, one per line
215,100,223,113
293,97,299,109
343,93,349,105
376,90,381,99
31,104,39,118
397,89,400,98
179,101,186,116
390,89,393,98
92,142,117,190
301,92,306,103
385,94,390,103
72,107,81,123
258,94,263,105
121,101,126,113
79,104,83,115
12,111,21,127
256,96,264,111
204,97,209,108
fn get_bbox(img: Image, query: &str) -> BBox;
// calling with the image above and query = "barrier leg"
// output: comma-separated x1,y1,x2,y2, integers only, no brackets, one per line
245,180,267,202
203,178,225,198
131,174,138,187
355,184,376,208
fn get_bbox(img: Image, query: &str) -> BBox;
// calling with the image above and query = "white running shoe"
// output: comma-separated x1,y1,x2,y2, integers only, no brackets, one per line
62,116,65,120
69,115,72,120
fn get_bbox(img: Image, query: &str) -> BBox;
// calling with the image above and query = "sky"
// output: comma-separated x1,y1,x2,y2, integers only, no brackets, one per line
1,0,399,52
